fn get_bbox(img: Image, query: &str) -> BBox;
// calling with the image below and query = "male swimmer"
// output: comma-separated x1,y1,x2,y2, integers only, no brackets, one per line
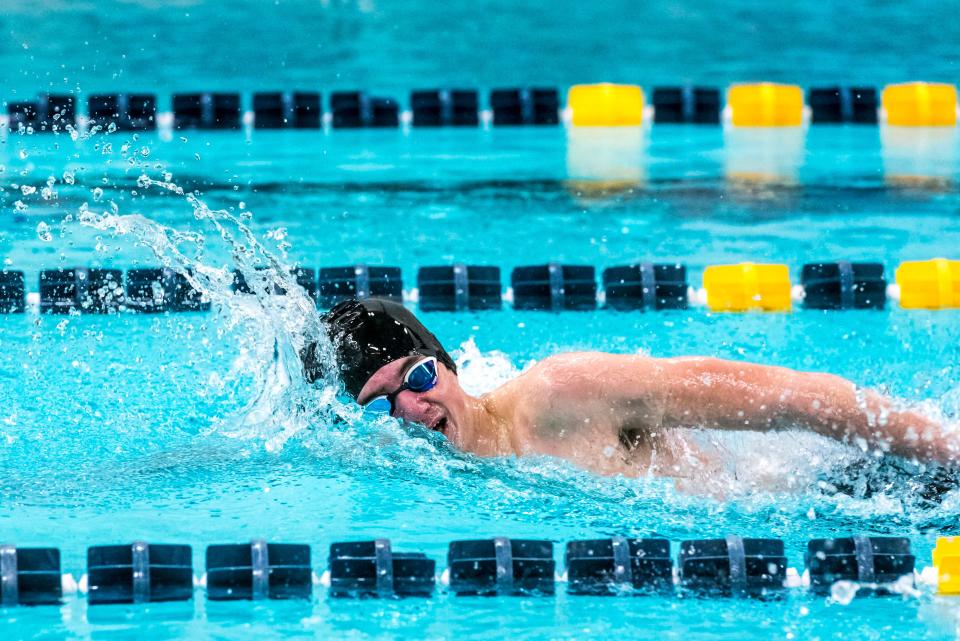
301,297,957,491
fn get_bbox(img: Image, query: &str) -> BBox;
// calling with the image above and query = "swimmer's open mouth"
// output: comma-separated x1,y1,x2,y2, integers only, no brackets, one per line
432,417,448,435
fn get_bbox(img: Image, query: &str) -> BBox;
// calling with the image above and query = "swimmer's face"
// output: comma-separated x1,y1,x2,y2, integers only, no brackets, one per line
357,355,463,445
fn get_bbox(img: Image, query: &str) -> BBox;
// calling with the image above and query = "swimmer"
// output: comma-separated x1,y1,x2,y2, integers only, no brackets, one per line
301,297,957,486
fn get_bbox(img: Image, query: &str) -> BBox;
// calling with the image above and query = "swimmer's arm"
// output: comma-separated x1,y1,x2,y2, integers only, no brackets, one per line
534,353,955,463
645,356,956,465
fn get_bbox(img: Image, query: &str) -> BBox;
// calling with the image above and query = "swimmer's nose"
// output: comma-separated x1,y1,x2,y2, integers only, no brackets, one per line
393,391,434,423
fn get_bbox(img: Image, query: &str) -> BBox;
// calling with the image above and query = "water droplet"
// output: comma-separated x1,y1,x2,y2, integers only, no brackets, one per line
62,170,75,184
20,185,36,196
14,201,28,213
92,187,104,201
36,221,52,241
139,146,150,158
18,149,28,160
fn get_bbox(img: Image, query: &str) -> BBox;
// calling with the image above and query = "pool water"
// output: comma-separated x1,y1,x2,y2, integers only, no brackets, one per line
3,1,960,639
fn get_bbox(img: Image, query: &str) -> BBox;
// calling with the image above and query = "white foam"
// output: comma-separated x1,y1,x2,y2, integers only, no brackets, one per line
454,337,525,396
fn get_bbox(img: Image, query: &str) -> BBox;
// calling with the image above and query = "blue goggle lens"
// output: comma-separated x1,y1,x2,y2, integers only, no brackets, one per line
364,397,393,414
406,358,438,392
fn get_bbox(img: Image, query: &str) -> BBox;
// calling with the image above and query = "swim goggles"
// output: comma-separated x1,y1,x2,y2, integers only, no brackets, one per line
362,356,438,415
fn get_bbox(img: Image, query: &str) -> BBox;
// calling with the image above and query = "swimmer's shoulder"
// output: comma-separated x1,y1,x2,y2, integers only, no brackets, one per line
504,352,654,401
479,354,588,417
484,351,666,417
523,352,661,384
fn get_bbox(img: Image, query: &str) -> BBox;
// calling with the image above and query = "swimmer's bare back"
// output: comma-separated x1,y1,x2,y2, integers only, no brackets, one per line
467,353,957,477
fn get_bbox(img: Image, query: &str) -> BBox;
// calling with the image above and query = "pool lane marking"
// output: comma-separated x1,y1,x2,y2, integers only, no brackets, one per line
611,536,633,588
250,539,270,600
0,544,18,606
494,537,515,594
837,261,856,310
452,263,469,311
726,535,747,597
131,540,151,604
853,535,877,584
640,262,658,310
374,538,395,597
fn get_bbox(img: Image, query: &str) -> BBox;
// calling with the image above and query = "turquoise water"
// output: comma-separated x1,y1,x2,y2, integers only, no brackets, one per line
2,1,960,639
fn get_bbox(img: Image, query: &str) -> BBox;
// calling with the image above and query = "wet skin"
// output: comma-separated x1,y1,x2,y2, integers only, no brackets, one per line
356,352,958,483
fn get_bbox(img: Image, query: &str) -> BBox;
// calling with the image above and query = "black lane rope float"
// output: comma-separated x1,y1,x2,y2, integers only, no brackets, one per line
4,83,955,132
1,259,957,315
0,534,943,607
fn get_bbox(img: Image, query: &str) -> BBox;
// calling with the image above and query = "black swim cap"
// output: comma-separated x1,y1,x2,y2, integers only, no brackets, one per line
301,297,457,398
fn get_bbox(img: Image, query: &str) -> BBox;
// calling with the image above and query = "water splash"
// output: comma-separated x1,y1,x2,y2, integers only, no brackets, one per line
78,173,345,453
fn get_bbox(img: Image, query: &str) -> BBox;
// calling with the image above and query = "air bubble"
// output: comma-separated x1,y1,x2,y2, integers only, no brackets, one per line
36,222,53,241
